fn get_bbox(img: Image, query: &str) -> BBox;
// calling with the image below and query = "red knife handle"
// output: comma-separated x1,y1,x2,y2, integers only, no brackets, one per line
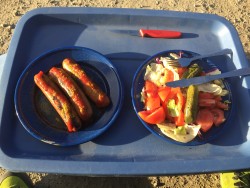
139,29,182,38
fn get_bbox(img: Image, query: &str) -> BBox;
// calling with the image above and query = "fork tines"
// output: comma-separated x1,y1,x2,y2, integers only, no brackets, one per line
165,59,180,67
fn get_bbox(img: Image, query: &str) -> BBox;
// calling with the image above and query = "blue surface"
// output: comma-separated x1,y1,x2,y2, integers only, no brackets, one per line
0,7,249,175
14,46,123,146
131,50,234,146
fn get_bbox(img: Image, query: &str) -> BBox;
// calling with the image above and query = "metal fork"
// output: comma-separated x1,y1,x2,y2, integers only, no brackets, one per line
166,48,233,67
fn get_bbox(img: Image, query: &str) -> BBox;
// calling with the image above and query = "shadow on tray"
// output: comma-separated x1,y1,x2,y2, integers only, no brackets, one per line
14,14,89,67
181,32,199,39
93,52,151,146
211,57,250,146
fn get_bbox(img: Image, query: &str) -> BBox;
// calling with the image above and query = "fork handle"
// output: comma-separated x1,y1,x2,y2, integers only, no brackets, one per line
190,48,232,61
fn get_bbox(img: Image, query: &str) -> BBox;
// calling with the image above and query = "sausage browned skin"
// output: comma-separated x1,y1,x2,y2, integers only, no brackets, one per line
62,58,110,108
49,67,93,121
34,71,82,132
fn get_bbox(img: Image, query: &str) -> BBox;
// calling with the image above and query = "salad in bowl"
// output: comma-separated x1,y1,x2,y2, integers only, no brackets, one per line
131,50,233,145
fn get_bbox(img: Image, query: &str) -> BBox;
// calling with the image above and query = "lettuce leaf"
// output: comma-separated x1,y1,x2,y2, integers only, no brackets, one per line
198,82,229,96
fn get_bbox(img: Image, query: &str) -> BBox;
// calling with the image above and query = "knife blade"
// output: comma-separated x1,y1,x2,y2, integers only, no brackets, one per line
166,67,250,88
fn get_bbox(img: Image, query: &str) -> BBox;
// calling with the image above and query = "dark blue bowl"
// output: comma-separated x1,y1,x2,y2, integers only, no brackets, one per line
131,50,234,146
15,46,123,146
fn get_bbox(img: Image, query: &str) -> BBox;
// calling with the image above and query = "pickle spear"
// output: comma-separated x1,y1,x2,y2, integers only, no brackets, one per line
184,85,199,124
181,63,202,79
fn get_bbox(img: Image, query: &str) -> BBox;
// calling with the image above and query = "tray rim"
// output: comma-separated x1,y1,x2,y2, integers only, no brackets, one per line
0,7,249,175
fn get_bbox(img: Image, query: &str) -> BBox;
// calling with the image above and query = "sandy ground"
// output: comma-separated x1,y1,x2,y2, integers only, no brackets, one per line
0,0,249,187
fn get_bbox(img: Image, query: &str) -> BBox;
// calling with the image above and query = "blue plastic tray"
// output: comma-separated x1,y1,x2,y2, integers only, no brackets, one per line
0,7,249,175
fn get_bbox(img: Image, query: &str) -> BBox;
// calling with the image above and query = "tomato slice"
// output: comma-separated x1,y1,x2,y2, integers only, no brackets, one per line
216,101,229,110
211,108,225,126
158,87,171,102
167,87,180,100
196,109,214,132
145,80,158,91
199,92,215,99
214,95,222,101
175,110,185,126
145,80,158,97
145,95,161,110
198,98,216,107
176,90,184,109
198,92,228,109
177,67,187,78
138,107,166,124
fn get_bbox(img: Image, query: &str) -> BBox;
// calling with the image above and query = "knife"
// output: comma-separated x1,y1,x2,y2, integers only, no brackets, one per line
166,67,250,88
139,29,182,38
111,29,182,39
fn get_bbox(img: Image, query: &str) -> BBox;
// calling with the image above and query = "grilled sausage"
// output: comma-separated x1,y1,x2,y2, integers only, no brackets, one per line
34,71,82,132
62,58,110,108
49,67,93,121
